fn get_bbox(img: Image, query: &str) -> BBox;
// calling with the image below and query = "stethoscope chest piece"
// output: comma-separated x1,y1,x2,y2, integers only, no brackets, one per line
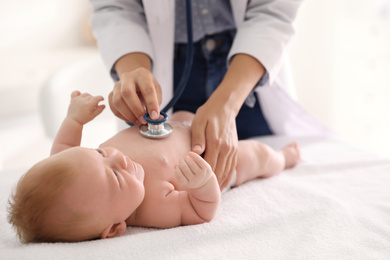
138,112,173,139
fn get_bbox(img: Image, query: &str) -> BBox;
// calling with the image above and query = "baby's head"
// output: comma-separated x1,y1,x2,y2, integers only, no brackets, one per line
8,147,145,243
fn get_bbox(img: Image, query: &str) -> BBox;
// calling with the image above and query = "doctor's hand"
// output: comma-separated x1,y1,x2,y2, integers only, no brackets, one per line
108,67,162,125
191,97,238,191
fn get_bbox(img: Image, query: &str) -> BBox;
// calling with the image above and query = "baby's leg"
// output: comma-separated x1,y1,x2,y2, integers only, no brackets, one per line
234,141,300,187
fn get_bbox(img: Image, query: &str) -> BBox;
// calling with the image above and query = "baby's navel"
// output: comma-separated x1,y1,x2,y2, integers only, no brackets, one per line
159,155,170,166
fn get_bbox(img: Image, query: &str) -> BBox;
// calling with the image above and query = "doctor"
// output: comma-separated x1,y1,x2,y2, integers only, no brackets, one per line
89,0,329,190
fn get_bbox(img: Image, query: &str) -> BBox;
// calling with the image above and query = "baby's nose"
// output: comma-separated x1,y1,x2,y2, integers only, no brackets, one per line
111,149,128,169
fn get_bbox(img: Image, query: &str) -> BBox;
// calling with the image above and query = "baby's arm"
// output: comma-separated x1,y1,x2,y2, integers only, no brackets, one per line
174,152,221,223
50,91,105,155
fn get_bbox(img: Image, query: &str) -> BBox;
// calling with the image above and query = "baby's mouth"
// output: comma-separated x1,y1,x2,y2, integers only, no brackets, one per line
124,157,135,173
134,162,145,181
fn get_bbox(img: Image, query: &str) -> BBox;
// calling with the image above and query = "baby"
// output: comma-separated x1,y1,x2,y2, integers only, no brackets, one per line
8,91,300,243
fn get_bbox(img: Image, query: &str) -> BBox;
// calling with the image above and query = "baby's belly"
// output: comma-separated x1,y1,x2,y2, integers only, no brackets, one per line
100,122,192,182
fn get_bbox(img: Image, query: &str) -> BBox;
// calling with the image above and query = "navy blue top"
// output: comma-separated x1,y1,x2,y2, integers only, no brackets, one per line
175,0,236,43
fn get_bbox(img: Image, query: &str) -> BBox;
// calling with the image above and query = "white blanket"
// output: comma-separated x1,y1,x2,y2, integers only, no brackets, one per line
1,136,390,259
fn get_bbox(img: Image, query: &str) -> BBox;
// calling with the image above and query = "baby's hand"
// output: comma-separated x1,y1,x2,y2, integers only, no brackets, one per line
175,152,214,189
67,91,105,125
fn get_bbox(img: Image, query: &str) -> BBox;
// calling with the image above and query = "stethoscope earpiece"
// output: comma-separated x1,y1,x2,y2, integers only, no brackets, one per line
138,111,173,139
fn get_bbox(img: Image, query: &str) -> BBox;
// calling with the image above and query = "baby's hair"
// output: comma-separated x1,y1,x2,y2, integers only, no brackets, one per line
7,156,77,243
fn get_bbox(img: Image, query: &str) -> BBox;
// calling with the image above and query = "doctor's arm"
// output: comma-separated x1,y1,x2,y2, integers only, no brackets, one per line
50,91,105,155
89,0,161,124
191,0,303,190
191,54,265,190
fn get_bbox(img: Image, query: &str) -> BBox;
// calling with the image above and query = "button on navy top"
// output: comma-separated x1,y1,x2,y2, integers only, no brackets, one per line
175,0,236,43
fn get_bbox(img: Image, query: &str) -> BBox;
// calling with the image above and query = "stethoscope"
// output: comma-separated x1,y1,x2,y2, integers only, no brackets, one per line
139,0,193,139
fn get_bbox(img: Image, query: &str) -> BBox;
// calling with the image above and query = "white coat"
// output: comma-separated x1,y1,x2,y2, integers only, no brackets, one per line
90,0,332,136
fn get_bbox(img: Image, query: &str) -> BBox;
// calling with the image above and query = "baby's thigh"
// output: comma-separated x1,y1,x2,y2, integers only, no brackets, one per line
235,140,273,185
170,111,195,124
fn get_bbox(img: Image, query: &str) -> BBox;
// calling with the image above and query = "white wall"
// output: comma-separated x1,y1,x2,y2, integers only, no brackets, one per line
0,0,96,118
0,0,98,170
290,0,390,157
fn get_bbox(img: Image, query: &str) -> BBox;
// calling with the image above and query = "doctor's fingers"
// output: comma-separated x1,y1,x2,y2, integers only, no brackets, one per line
117,81,148,124
190,116,207,156
108,88,137,124
219,152,237,191
214,145,236,187
201,123,230,173
110,82,145,124
203,142,219,176
108,91,127,121
123,68,162,121
137,77,162,120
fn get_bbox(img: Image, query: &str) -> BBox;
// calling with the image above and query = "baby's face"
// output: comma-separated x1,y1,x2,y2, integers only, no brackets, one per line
55,146,145,235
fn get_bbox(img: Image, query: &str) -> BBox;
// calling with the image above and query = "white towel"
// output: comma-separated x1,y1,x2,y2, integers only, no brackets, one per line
1,136,390,259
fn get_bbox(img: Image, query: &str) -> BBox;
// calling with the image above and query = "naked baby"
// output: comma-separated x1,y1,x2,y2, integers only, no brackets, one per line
8,91,300,243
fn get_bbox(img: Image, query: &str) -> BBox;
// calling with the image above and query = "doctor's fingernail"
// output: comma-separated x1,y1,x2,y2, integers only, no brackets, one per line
193,145,202,153
151,110,158,120
139,116,147,124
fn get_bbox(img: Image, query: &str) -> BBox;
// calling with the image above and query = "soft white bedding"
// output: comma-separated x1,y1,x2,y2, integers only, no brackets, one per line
1,136,390,259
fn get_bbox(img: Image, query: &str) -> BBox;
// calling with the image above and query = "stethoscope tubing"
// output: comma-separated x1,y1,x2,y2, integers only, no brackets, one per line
140,0,193,138
161,0,193,113
141,0,193,136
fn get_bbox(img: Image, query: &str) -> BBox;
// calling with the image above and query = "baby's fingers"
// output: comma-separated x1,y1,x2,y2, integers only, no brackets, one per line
71,90,81,99
175,164,189,185
90,95,104,105
179,158,194,181
87,95,104,109
183,155,202,175
92,104,106,117
187,152,212,173
89,96,105,114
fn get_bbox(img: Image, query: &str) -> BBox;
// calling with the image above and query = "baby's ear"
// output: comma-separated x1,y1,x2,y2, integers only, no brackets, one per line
101,221,127,239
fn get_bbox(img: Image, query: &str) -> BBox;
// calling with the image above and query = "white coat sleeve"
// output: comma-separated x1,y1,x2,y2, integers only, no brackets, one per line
228,0,304,86
89,0,154,80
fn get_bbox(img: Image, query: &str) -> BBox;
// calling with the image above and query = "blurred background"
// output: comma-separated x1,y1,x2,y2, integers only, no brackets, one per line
0,0,389,171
